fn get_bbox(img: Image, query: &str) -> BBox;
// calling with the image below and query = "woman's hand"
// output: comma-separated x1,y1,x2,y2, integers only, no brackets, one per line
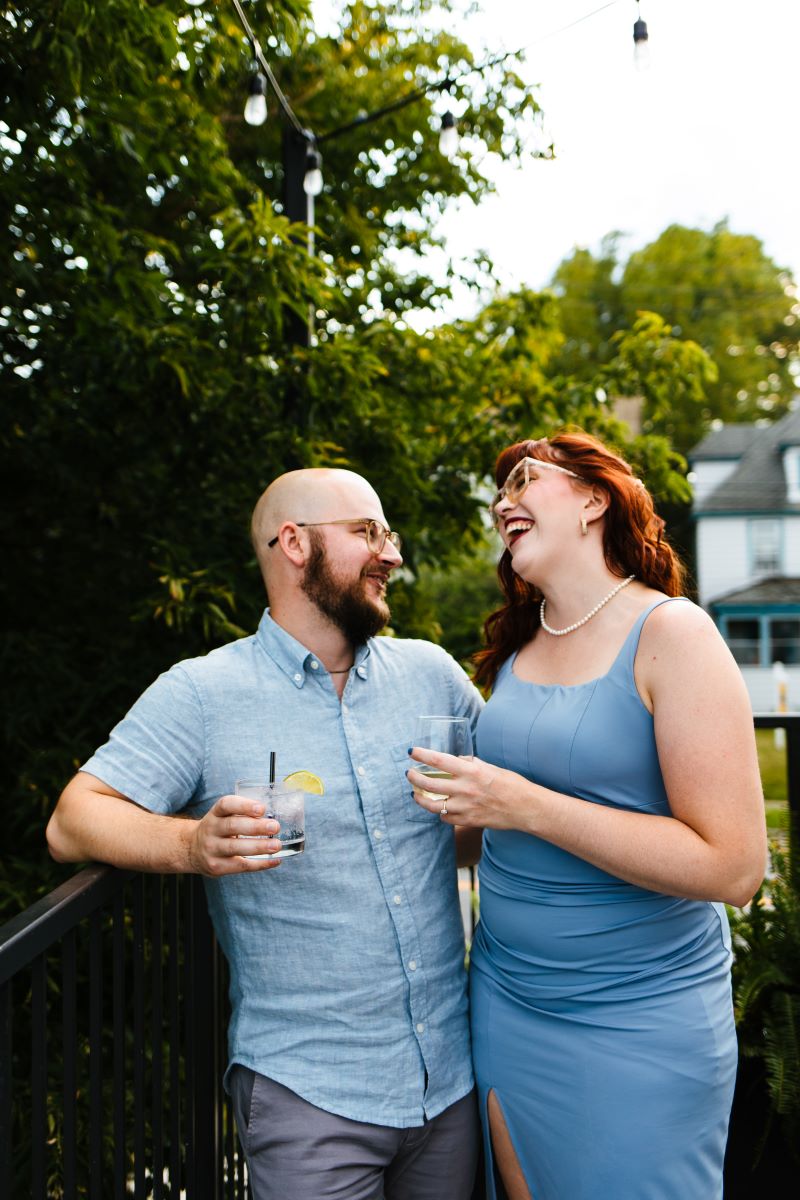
407,747,529,829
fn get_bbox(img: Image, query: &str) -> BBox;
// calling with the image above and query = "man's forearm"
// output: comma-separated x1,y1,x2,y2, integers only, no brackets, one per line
46,775,196,873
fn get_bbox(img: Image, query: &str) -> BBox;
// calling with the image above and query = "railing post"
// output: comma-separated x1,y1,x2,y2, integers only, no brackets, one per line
784,717,800,858
188,876,220,1200
0,981,11,1200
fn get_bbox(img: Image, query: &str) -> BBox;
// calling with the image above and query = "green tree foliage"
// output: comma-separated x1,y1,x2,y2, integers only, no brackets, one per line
730,844,800,1167
0,0,538,897
551,222,800,452
1,0,708,909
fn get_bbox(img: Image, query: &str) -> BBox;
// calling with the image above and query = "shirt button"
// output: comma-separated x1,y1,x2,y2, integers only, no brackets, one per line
357,766,365,777
416,1023,425,1034
409,960,417,971
293,673,302,683
374,830,383,840
310,660,319,670
393,895,402,905
357,666,367,678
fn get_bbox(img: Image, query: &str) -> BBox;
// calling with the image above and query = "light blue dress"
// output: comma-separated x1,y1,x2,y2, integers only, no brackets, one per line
470,598,737,1199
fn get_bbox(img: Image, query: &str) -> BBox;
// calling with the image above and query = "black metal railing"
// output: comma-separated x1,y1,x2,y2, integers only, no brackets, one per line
0,868,248,1200
1,714,797,1198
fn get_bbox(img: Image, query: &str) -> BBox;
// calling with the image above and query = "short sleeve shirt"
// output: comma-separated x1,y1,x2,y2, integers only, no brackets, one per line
82,610,484,1127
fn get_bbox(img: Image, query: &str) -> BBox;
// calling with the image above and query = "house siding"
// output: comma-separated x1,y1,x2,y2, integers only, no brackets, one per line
691,460,740,507
740,666,800,711
696,517,749,606
784,516,800,575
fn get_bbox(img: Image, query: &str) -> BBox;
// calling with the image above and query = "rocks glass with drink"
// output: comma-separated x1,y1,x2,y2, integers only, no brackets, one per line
412,716,474,801
234,780,306,859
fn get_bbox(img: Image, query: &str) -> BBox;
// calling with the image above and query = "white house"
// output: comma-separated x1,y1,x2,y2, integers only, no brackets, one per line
689,408,800,710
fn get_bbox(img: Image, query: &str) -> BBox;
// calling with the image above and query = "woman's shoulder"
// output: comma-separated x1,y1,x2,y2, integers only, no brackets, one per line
638,594,717,642
636,593,734,687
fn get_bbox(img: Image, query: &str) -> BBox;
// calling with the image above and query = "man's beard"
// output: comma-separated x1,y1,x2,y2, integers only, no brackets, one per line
300,532,390,644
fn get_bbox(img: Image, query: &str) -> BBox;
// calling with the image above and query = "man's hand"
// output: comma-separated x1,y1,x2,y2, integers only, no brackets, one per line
188,795,283,876
47,773,284,876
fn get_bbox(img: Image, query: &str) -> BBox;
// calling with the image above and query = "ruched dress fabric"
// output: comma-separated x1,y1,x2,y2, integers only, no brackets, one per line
469,598,737,1200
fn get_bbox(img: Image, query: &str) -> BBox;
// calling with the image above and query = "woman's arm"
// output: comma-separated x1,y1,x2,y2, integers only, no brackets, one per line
409,604,767,907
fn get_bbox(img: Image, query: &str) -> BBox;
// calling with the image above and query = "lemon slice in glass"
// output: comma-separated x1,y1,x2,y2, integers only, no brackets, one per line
283,770,324,795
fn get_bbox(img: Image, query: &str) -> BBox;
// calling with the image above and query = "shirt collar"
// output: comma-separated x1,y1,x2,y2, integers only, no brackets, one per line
255,610,372,688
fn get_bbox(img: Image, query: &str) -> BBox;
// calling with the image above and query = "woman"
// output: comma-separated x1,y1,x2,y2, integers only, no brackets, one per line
408,433,767,1200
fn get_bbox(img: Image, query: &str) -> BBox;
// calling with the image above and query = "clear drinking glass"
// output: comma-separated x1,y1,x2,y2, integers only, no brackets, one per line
412,716,474,801
234,780,306,859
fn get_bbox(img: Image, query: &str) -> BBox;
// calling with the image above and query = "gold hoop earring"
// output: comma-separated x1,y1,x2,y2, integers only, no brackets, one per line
580,517,588,536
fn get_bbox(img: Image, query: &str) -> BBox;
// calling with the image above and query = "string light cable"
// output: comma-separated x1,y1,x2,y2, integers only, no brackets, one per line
228,0,629,153
230,0,306,136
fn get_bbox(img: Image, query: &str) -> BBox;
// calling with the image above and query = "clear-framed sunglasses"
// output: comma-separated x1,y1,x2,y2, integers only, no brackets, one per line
490,456,582,526
268,518,402,554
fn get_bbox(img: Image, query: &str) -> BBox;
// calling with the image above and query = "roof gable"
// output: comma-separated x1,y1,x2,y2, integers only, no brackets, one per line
692,408,800,514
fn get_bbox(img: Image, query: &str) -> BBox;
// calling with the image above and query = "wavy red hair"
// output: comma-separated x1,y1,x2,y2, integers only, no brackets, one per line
472,432,686,691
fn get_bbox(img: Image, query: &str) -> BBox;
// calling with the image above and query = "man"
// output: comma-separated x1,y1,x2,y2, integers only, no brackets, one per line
47,468,483,1200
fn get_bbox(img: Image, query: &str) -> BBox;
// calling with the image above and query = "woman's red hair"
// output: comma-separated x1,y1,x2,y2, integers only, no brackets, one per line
472,432,686,691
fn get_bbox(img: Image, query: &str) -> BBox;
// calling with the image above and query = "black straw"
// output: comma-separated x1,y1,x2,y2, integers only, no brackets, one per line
269,751,276,784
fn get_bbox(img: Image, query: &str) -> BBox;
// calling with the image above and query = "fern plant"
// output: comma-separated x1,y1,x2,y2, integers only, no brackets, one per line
729,840,800,1161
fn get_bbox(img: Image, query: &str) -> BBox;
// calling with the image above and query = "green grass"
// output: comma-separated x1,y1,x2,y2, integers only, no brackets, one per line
756,729,788,800
755,730,790,830
765,799,790,831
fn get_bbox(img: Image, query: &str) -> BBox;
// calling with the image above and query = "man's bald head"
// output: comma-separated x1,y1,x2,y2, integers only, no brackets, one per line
251,468,386,584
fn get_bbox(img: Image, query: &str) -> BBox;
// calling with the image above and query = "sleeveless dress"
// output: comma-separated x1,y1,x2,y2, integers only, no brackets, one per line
469,598,737,1200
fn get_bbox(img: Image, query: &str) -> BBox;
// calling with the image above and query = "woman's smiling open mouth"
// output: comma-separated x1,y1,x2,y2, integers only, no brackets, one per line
505,519,534,547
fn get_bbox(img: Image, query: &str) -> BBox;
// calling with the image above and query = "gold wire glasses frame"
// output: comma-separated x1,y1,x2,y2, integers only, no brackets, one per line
490,456,582,526
267,518,402,554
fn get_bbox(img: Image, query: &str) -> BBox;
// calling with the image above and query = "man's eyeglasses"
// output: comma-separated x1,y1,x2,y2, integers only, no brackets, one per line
490,456,582,526
268,518,402,555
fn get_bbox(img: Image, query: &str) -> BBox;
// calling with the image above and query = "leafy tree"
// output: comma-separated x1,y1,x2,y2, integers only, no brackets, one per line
550,222,800,453
1,0,709,911
550,232,626,376
0,0,540,900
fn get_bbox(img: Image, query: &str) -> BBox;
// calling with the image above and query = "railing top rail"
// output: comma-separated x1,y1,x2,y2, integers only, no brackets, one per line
753,712,800,727
0,863,133,984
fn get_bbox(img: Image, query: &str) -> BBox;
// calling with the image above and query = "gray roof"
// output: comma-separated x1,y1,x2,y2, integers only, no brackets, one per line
689,425,757,461
711,576,800,607
691,408,800,513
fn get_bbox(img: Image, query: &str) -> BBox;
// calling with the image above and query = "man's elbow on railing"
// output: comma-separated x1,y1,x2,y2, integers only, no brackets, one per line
46,781,88,863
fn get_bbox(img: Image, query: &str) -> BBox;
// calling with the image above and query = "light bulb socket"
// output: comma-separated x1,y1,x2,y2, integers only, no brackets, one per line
438,111,459,158
633,17,648,44
248,72,268,98
303,146,324,196
244,70,268,125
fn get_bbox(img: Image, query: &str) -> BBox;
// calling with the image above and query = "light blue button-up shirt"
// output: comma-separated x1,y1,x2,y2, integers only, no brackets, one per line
82,611,483,1126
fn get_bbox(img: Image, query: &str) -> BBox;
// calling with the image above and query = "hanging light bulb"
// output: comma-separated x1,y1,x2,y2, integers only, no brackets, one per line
633,4,649,69
438,111,459,159
303,146,324,197
244,72,268,126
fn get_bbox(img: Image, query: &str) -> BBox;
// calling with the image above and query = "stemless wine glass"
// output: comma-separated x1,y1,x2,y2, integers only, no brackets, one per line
412,716,474,801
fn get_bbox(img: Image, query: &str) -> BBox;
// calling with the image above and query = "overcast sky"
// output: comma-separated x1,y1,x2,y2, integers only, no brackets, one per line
313,1,800,320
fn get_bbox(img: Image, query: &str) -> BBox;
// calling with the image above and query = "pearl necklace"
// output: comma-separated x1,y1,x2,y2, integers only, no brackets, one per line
539,575,636,637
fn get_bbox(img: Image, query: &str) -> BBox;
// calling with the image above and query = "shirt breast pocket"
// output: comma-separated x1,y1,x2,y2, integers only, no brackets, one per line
389,742,440,824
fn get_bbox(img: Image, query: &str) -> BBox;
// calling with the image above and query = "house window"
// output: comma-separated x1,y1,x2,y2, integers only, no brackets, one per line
726,618,761,665
770,619,800,665
750,519,781,574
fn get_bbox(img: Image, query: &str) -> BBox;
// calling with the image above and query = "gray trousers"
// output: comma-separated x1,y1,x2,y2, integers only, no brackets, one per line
229,1066,479,1200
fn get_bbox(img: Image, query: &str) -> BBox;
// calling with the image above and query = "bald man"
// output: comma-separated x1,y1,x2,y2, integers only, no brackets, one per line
47,469,483,1200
